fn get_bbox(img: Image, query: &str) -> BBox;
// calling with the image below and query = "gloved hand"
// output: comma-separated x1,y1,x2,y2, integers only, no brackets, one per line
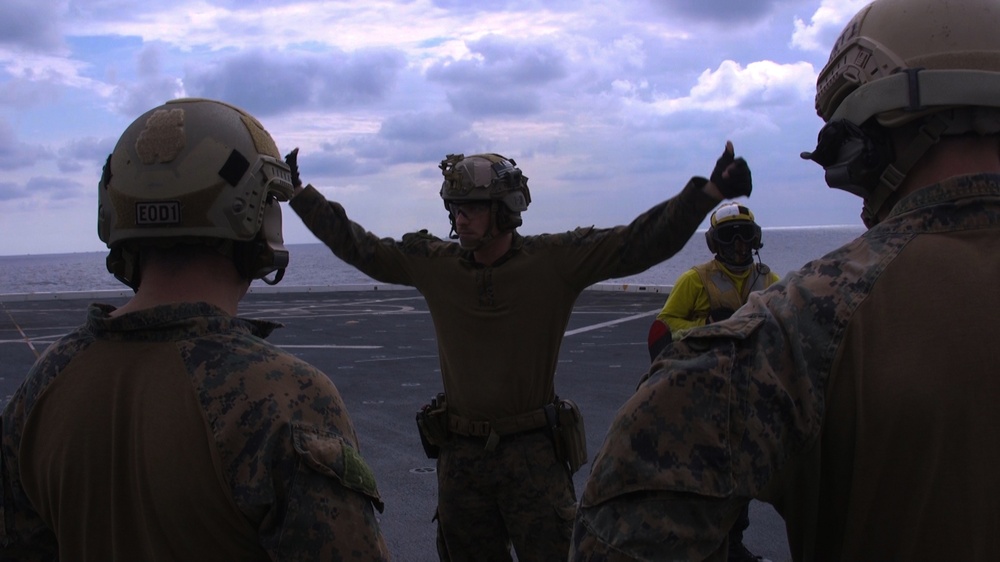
710,141,752,199
707,307,735,324
284,148,303,190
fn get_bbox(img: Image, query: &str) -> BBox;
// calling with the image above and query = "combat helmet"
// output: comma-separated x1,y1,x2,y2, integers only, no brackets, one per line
801,0,1000,226
98,98,294,289
705,203,762,268
439,153,531,238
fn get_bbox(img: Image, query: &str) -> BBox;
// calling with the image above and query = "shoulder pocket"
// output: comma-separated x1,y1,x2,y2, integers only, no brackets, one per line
291,424,383,512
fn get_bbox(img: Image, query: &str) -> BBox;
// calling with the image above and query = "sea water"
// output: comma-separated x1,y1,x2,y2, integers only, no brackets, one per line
0,225,866,296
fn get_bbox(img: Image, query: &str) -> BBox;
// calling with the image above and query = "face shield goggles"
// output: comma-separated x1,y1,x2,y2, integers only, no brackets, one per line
712,222,760,246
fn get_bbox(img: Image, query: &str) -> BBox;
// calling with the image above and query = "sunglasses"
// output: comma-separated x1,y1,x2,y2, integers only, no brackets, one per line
448,201,491,218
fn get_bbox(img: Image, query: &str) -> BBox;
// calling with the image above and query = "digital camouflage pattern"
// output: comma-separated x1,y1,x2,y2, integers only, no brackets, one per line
291,176,720,559
0,302,388,561
436,431,576,560
572,174,1000,561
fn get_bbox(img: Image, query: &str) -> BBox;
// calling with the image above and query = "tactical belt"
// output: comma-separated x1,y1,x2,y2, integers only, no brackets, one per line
448,409,549,451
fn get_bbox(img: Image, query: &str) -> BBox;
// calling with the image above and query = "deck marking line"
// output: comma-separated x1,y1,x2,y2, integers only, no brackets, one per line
2,303,40,359
563,309,660,337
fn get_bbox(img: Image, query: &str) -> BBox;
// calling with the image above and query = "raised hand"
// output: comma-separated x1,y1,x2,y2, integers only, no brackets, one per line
284,148,303,191
709,141,752,199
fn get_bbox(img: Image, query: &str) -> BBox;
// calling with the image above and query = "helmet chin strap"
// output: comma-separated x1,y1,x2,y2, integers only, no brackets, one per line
862,114,949,227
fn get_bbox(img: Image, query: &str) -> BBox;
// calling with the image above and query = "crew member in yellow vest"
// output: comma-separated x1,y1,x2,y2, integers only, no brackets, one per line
657,203,778,338
649,202,778,562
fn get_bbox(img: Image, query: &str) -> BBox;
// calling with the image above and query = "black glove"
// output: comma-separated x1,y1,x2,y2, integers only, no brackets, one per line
284,148,303,189
708,307,735,324
710,143,752,199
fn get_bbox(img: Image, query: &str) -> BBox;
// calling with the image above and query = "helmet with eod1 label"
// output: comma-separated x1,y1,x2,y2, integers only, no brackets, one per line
98,98,294,288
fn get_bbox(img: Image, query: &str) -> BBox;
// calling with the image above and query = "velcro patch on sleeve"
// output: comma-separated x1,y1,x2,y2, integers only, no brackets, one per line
291,424,383,511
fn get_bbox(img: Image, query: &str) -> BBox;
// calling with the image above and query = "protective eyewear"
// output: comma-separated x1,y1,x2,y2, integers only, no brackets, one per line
448,201,491,219
713,222,759,245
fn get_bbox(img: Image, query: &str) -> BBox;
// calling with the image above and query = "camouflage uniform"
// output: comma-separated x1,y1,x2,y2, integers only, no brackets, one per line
291,177,719,560
0,302,388,561
656,258,779,558
571,174,1000,561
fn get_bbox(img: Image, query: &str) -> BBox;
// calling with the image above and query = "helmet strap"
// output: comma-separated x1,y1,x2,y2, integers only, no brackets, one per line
106,244,141,292
864,114,949,226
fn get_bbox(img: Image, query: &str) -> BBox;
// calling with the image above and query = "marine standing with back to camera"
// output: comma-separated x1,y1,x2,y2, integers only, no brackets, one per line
0,98,388,561
570,0,1000,560
285,142,752,560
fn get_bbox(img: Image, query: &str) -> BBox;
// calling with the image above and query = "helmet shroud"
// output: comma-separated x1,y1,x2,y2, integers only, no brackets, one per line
439,153,531,238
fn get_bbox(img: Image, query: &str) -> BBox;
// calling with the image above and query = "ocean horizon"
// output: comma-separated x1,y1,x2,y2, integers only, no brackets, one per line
1,225,867,296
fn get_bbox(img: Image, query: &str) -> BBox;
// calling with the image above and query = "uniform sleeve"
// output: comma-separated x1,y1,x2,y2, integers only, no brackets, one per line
266,425,389,562
655,268,709,338
571,491,742,561
573,282,832,559
0,358,63,562
613,178,719,276
198,343,390,562
0,418,57,561
543,177,720,289
289,184,417,286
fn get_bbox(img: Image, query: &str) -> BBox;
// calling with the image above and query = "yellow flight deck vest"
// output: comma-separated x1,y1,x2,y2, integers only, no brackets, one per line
693,260,775,315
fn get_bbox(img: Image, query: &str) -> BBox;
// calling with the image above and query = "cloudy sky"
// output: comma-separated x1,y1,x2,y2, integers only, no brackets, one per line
0,0,872,256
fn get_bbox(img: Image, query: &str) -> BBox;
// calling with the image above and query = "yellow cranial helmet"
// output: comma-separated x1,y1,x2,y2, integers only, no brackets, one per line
706,203,762,265
710,202,755,227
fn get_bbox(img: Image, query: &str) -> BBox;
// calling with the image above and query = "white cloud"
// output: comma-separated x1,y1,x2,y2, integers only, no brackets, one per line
72,0,580,58
647,59,816,114
0,0,875,259
0,50,116,99
791,0,871,53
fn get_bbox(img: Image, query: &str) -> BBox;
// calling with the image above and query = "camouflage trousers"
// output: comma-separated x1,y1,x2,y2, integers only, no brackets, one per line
435,430,577,561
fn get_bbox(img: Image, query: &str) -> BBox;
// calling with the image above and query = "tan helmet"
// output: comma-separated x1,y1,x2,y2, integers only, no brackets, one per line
802,0,1000,225
98,98,294,288
439,153,531,233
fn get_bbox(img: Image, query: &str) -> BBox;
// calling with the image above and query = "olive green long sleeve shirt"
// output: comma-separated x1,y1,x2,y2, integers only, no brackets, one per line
291,179,718,421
